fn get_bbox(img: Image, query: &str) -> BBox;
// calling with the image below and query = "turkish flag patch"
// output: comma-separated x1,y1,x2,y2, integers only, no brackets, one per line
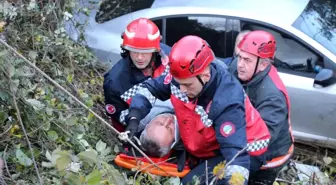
220,122,235,137
105,104,116,114
164,73,172,84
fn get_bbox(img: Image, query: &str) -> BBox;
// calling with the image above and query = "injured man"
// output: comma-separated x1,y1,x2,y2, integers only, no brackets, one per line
136,99,181,158
115,100,190,177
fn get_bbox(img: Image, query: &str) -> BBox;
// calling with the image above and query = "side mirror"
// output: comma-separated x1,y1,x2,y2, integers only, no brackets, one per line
313,68,335,87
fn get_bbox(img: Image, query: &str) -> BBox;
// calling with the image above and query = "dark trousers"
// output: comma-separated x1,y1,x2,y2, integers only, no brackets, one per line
248,155,290,185
181,156,228,185
181,156,289,185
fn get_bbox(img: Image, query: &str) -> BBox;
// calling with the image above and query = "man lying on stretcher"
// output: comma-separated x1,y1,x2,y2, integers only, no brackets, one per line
114,99,192,176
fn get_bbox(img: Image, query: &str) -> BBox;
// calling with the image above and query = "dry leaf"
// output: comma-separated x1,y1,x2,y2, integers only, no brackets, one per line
229,172,245,185
0,21,6,32
213,161,226,179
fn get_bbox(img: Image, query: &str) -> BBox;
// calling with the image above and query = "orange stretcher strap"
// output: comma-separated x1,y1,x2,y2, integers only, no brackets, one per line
260,144,294,169
114,154,190,177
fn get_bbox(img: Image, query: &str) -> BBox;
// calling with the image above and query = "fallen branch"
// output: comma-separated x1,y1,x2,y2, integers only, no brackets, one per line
275,178,302,184
11,90,43,185
0,125,12,137
3,145,13,183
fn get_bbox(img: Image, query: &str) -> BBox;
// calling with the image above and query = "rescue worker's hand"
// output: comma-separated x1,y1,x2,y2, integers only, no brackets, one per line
125,118,139,139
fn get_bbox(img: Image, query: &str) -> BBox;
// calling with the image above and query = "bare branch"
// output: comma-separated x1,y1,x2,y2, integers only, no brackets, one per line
0,125,13,137
11,88,43,185
3,145,13,183
133,157,176,185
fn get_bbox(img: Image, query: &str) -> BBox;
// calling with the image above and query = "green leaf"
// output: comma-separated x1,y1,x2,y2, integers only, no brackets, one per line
66,116,77,126
0,50,9,58
103,162,126,185
113,145,119,154
0,112,8,123
16,149,33,167
7,63,15,78
41,162,54,168
95,140,106,153
87,112,94,121
46,150,52,161
85,99,94,107
47,130,59,141
86,170,102,185
79,139,90,148
28,51,38,60
65,172,82,185
56,154,71,171
15,66,35,78
42,121,51,131
69,162,81,173
10,79,20,93
0,91,9,101
66,74,74,83
26,99,45,110
164,177,180,185
323,156,333,165
78,150,98,165
45,108,53,116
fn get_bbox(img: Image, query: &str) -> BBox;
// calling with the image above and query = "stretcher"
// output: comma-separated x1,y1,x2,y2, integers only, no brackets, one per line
114,153,190,177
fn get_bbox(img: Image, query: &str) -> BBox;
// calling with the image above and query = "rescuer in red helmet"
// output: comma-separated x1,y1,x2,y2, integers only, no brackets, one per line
103,18,171,132
227,30,294,184
122,35,273,184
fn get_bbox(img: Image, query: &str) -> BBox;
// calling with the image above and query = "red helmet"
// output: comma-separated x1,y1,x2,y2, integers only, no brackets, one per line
238,30,276,59
122,18,161,53
169,35,215,79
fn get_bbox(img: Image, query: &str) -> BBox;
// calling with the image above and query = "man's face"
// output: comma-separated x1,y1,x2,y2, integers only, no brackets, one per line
174,76,205,99
129,51,153,69
237,50,259,81
145,114,175,149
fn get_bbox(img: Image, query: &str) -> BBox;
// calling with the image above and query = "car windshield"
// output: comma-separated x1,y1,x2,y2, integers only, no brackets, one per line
292,0,336,55
95,0,155,23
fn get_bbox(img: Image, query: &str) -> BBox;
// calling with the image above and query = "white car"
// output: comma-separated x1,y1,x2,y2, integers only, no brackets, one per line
66,0,336,149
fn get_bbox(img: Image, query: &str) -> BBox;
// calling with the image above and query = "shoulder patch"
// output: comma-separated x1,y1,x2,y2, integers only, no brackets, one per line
220,122,235,137
106,104,116,114
164,73,172,84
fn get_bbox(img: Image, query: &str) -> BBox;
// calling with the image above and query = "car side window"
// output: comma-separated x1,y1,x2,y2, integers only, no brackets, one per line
241,22,323,76
164,16,240,59
152,19,163,37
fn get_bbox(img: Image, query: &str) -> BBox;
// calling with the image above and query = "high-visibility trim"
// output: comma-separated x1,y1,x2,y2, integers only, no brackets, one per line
260,144,294,169
114,154,190,177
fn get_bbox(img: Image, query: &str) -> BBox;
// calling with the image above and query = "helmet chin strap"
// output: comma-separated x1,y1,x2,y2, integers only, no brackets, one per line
190,75,205,103
196,75,205,87
249,56,260,81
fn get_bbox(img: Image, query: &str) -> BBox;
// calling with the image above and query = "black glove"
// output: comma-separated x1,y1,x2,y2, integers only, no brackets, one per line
125,118,139,140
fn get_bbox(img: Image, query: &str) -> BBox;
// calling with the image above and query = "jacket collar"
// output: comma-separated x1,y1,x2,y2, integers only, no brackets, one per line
242,64,271,87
